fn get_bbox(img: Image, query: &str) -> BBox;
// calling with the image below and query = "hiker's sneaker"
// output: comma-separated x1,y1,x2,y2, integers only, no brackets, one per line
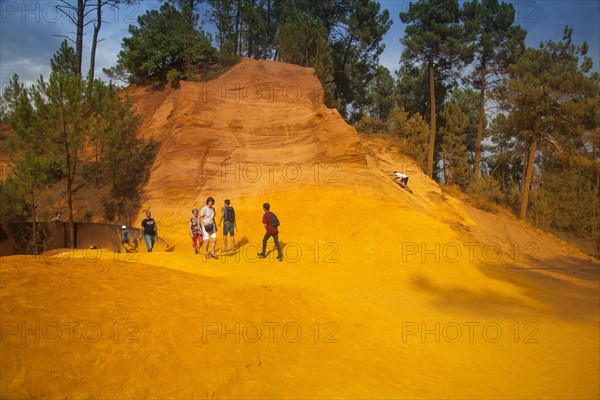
211,254,218,259
205,254,210,259
277,256,283,262
257,253,266,259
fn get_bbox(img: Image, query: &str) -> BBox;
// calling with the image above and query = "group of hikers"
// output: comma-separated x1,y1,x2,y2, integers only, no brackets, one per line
123,198,283,261
188,197,235,259
59,171,408,259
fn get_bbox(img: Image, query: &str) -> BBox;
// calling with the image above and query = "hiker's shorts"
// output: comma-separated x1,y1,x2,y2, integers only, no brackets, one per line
223,222,234,236
202,226,217,240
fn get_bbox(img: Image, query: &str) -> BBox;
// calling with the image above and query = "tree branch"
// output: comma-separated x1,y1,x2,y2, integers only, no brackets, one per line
52,34,77,45
56,7,78,25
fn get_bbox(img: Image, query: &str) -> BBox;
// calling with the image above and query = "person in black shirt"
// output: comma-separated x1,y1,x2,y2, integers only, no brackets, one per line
140,210,158,252
218,199,237,252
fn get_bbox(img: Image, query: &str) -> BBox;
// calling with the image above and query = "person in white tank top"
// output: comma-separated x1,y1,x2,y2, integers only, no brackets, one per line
393,171,409,185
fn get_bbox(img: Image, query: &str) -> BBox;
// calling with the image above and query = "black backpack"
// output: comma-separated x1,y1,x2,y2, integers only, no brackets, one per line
224,206,236,223
269,212,280,227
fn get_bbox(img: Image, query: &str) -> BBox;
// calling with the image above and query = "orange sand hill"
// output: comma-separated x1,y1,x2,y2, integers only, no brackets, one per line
1,58,599,399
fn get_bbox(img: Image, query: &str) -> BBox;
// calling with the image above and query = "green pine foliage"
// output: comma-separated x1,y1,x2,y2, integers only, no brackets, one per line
0,74,24,123
2,41,153,248
104,3,217,83
496,27,599,220
446,87,480,168
329,0,392,121
462,0,525,180
399,0,468,178
366,66,395,121
531,168,598,235
440,103,471,189
276,8,336,107
387,105,430,169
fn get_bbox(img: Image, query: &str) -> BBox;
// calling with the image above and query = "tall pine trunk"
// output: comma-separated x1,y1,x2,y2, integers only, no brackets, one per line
442,155,449,185
89,0,102,82
427,54,436,178
519,118,539,220
75,0,84,76
247,26,253,57
474,60,486,180
30,185,38,255
235,0,241,55
64,124,76,248
520,139,529,191
266,0,271,57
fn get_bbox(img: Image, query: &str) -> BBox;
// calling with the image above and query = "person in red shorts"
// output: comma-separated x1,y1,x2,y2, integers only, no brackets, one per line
257,203,282,261
188,208,203,255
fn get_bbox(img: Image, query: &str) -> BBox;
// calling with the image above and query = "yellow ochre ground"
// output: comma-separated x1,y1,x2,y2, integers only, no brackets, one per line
1,59,598,399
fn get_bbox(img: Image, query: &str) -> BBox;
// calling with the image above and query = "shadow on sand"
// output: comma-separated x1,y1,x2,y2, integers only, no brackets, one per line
410,259,599,324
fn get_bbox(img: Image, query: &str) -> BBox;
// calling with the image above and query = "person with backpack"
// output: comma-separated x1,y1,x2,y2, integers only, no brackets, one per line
258,203,282,261
200,197,218,259
218,199,237,252
189,208,203,255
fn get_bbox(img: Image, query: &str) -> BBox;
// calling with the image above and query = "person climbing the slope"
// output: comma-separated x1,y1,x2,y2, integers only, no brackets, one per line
189,208,203,255
258,203,282,261
140,210,158,252
393,171,409,186
51,211,62,223
200,197,218,259
218,199,237,252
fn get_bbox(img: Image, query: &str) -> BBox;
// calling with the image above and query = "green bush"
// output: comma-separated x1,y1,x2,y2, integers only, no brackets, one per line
167,69,182,88
355,115,389,134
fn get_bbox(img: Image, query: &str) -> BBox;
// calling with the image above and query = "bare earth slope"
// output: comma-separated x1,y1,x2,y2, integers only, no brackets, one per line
1,59,598,399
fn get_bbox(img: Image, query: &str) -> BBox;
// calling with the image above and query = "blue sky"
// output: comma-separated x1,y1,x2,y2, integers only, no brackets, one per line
1,0,599,89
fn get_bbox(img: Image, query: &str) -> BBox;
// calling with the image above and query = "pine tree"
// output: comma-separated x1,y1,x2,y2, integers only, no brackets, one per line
485,113,521,206
400,0,468,178
497,27,599,220
56,0,89,76
462,0,525,180
105,3,216,83
88,80,143,195
440,102,471,189
33,48,92,247
0,74,24,122
206,0,237,55
447,87,480,169
7,78,51,253
276,8,335,105
387,105,430,169
395,63,430,120
367,66,395,120
330,0,391,120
